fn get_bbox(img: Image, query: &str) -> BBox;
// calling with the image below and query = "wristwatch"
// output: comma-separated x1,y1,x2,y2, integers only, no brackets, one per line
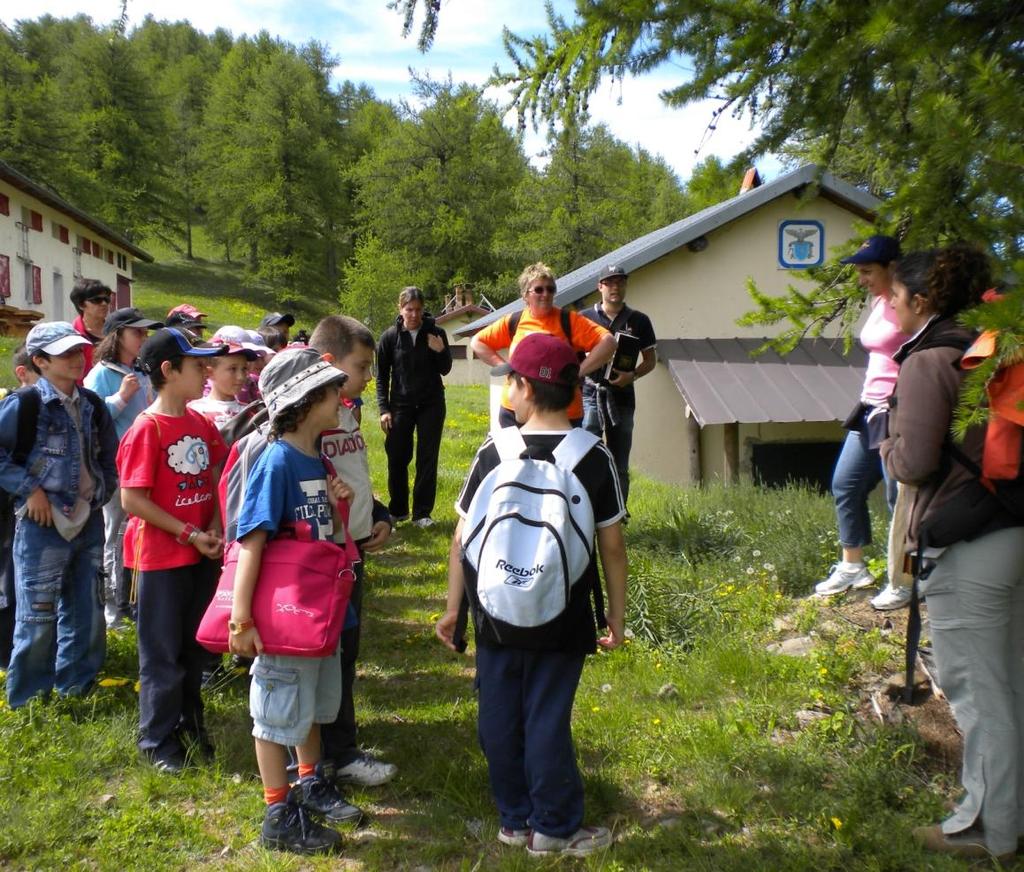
228,618,255,635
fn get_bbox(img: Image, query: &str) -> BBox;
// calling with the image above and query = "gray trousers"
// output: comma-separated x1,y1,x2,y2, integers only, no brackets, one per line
102,488,127,615
921,525,1024,854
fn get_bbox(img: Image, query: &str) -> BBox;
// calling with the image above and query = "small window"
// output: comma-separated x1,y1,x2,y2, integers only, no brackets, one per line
92,241,102,258
0,254,10,298
29,210,42,232
106,250,114,264
0,193,9,216
59,225,69,244
81,237,91,255
450,344,467,360
31,264,42,304
53,223,69,244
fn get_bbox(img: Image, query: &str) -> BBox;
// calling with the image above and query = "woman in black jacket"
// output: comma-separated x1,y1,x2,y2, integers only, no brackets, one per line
376,287,452,527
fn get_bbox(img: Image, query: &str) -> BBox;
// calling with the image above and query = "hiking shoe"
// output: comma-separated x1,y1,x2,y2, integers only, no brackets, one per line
527,826,612,857
411,516,435,528
335,752,398,787
498,826,531,847
261,791,342,855
813,562,875,597
871,584,912,611
912,824,1014,861
299,765,364,824
140,746,186,774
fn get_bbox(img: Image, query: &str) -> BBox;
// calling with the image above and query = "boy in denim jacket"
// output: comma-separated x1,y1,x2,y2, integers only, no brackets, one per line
0,322,118,707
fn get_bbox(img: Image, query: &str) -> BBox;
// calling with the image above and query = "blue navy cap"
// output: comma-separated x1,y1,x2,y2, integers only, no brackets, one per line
840,235,901,265
137,327,228,374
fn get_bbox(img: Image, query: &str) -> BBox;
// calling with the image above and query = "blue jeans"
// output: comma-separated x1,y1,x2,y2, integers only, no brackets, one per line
6,512,105,708
582,396,635,506
476,646,586,838
832,428,897,549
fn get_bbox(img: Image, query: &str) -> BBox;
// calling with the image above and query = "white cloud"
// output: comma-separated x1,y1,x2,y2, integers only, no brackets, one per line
10,0,775,181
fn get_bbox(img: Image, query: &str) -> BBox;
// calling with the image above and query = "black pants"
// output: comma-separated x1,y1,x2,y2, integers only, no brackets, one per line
320,558,363,765
385,399,445,519
136,559,218,755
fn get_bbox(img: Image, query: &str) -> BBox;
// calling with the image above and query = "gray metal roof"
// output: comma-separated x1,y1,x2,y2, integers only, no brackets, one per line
456,163,879,337
0,160,153,263
660,337,867,427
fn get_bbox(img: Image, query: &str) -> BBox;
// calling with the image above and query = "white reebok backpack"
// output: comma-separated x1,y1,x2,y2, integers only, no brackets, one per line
461,426,600,640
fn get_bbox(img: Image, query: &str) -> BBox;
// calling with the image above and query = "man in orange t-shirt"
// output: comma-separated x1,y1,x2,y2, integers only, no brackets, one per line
471,262,615,426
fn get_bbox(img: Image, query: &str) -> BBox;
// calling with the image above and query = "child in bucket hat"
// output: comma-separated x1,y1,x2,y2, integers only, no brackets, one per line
229,347,362,855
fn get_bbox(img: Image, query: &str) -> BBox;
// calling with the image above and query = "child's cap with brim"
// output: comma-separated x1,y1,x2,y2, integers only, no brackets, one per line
259,347,348,424
137,327,228,375
491,332,579,386
26,321,93,357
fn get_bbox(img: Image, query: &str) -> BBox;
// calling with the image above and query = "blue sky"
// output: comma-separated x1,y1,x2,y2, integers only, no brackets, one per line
11,0,772,182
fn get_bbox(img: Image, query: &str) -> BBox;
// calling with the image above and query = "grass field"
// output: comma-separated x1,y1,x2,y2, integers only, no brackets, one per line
0,256,981,870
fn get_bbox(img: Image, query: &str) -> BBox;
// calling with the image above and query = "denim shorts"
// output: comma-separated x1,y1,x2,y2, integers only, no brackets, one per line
249,648,342,747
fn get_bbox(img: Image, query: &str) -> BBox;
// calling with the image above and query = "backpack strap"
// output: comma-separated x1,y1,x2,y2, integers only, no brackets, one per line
560,308,572,345
507,309,522,340
489,426,528,463
12,386,41,466
551,427,600,471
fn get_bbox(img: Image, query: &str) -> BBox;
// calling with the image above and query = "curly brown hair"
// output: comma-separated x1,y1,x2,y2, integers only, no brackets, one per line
270,385,329,438
891,243,992,318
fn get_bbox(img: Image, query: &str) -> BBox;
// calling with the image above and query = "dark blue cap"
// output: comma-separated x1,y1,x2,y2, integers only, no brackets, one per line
138,328,227,374
840,235,901,265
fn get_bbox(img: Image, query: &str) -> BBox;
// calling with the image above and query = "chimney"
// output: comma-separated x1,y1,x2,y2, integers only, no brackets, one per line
739,167,762,194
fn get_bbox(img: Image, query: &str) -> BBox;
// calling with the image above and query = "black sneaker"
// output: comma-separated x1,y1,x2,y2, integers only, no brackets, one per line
299,763,364,824
261,791,341,855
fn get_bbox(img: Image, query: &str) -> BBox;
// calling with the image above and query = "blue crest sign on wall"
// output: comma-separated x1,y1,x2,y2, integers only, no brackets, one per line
778,220,824,269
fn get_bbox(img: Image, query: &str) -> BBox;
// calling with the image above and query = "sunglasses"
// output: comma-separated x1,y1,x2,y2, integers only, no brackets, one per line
530,285,556,295
87,296,111,305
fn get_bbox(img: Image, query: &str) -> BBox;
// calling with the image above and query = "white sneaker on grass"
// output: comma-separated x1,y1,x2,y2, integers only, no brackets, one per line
527,826,611,857
411,516,434,528
871,584,912,611
334,752,397,787
813,562,875,597
497,826,530,847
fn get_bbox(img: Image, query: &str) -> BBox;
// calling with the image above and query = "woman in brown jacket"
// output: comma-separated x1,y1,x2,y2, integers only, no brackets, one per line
881,244,1024,862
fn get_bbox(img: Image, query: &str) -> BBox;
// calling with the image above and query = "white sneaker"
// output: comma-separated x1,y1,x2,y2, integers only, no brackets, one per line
871,584,912,611
411,516,434,528
334,753,397,787
813,562,875,597
527,826,611,857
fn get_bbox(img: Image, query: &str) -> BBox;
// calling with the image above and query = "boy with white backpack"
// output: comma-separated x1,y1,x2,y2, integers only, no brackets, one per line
435,332,627,857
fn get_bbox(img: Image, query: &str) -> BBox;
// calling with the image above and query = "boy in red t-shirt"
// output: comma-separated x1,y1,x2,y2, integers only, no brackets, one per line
117,328,229,772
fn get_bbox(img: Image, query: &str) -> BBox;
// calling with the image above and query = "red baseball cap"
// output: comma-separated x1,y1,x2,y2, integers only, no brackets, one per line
166,303,207,320
491,332,579,386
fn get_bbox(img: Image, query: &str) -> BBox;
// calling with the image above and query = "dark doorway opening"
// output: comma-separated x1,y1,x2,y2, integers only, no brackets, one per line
751,441,843,494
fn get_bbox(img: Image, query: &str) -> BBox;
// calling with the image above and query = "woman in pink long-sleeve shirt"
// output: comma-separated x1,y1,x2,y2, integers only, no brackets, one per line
813,236,910,606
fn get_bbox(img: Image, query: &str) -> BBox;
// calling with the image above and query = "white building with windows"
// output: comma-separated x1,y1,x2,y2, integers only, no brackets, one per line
0,160,152,330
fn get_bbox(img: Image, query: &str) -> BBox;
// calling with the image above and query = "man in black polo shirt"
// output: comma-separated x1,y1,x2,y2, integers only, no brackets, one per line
579,265,657,508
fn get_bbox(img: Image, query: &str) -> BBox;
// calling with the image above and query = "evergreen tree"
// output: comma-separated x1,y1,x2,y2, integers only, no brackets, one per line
350,75,528,300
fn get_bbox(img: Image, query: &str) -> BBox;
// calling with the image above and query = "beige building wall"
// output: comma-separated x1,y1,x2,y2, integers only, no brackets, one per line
602,191,868,487
0,180,136,322
440,312,493,386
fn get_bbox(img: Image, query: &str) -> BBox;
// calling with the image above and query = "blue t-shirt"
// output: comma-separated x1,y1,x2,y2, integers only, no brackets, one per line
236,440,334,542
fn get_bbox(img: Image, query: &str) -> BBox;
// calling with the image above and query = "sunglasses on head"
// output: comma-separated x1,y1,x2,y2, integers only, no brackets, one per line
531,285,556,295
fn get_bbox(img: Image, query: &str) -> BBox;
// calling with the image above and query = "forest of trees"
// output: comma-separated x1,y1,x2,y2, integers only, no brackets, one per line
0,13,742,328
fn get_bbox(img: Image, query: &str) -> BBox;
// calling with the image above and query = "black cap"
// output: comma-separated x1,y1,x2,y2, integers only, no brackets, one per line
138,328,228,375
103,307,163,336
840,235,901,265
165,311,206,332
260,311,296,328
600,264,628,280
